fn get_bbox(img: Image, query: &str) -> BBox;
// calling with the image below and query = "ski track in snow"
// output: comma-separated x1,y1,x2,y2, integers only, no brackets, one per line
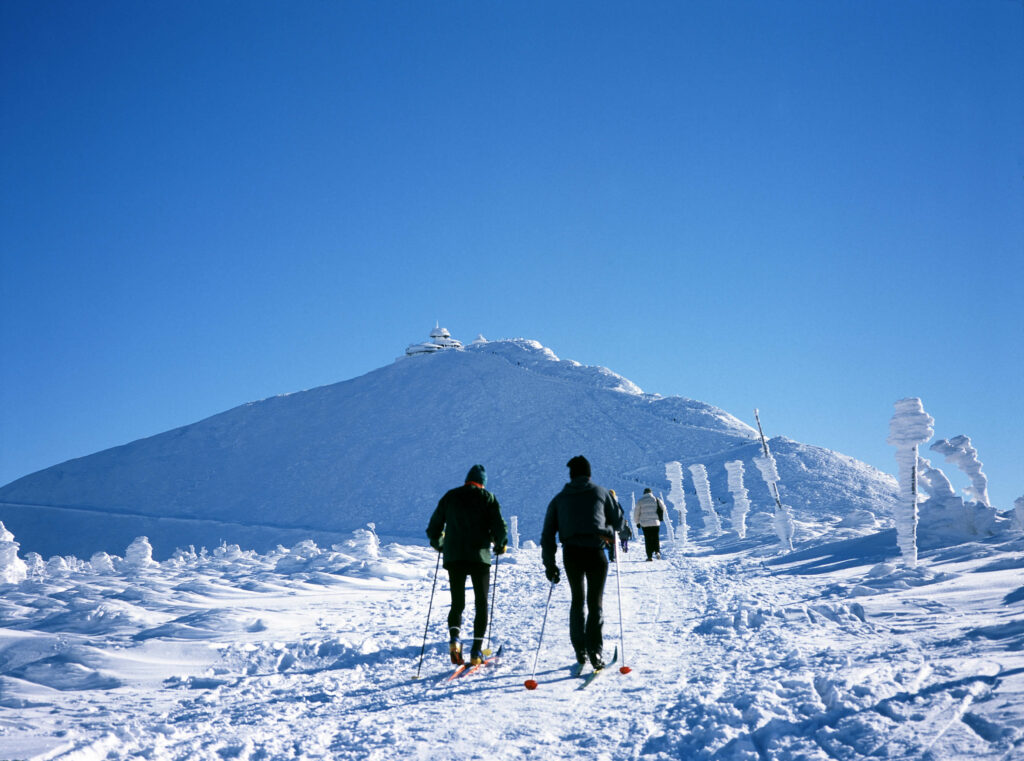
1,534,1023,761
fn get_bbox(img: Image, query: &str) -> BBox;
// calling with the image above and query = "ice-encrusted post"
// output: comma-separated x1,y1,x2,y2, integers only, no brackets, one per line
0,522,28,585
509,516,521,552
887,397,935,568
688,464,723,537
665,462,688,548
753,410,795,551
1014,497,1024,533
725,461,750,539
660,492,675,543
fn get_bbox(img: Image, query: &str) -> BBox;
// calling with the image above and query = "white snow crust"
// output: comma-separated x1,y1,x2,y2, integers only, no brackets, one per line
0,521,1021,761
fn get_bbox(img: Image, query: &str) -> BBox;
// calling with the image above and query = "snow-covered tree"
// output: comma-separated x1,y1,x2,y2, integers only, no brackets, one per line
724,460,750,539
887,397,934,568
1014,496,1024,533
753,453,794,551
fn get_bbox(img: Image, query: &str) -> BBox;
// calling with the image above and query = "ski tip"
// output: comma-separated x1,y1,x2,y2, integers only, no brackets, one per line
524,679,538,690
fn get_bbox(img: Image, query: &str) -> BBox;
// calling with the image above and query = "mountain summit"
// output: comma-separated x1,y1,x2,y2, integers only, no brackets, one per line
0,333,898,557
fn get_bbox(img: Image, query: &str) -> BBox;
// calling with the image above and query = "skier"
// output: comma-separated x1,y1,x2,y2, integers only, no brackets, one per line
541,455,626,670
634,487,666,561
426,464,508,666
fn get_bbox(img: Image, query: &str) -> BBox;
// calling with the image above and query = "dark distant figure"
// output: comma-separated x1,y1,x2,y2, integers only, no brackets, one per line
541,455,626,670
426,464,508,665
634,487,666,561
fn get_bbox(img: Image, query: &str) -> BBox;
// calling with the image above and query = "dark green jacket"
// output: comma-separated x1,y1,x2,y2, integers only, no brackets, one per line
426,483,508,568
541,477,625,574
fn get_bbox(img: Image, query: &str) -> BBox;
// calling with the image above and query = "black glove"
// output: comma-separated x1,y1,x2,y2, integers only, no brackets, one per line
429,537,442,552
545,567,560,584
494,544,507,555
637,523,643,530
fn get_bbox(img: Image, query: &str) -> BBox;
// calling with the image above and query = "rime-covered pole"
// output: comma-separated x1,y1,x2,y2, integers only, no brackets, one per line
688,464,723,537
724,461,750,539
1014,496,1024,533
660,491,675,543
509,516,520,553
664,461,688,548
753,409,795,551
887,398,935,568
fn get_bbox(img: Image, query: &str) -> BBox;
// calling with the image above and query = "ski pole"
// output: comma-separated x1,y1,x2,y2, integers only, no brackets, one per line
413,549,442,680
524,582,556,690
484,552,499,656
614,535,632,674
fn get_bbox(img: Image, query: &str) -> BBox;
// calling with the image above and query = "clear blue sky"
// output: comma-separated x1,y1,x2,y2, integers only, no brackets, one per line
2,1,1022,510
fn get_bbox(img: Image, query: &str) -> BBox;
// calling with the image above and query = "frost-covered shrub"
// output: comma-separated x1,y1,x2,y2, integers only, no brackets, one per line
46,555,70,575
125,536,156,569
0,521,28,584
23,552,45,578
90,552,116,574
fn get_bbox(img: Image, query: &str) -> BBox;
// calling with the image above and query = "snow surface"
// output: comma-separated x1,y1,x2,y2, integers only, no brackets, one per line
0,338,901,559
1,518,1022,761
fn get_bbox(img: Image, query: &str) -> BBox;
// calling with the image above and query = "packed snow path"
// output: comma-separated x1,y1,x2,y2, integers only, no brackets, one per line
1,535,1022,760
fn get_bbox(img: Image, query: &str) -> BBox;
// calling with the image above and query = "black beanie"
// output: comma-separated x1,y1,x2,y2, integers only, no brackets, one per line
466,464,487,487
567,455,591,479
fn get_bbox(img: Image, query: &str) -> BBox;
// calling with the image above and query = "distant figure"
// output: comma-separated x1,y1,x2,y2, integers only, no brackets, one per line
426,464,508,666
635,488,666,561
541,455,626,670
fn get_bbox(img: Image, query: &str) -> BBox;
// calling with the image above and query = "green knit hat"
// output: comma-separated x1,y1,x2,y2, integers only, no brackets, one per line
465,464,487,486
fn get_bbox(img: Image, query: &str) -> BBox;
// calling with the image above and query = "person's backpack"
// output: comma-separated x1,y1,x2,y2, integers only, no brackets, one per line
656,499,665,522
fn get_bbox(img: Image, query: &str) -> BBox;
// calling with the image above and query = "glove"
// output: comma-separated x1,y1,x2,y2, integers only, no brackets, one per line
637,523,643,530
545,567,560,584
494,544,507,555
429,537,442,552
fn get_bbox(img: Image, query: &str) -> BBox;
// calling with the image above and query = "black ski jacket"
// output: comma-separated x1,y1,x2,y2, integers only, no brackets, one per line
541,477,625,575
426,483,508,568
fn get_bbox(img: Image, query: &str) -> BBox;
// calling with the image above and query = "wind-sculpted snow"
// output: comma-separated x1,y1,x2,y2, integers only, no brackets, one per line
0,521,27,584
0,523,1022,760
930,435,991,507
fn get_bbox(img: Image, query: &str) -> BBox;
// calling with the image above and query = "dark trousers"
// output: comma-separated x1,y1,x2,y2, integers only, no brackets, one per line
446,562,490,642
563,545,608,657
641,525,661,559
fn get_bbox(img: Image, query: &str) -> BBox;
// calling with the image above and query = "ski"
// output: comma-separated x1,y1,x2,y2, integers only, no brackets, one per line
445,663,468,681
579,646,618,690
463,644,503,676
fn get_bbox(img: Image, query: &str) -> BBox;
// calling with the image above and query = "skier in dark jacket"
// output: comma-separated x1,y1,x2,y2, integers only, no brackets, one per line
426,464,508,666
541,455,626,670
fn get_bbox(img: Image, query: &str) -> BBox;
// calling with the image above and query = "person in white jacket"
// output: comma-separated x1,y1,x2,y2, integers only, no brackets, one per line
634,488,665,561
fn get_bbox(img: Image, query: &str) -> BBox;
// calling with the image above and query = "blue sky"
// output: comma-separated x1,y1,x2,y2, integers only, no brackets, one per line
2,1,1022,510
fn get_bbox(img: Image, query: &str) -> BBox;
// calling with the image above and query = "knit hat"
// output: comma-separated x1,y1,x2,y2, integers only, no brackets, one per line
643,487,652,494
465,464,487,487
567,455,591,479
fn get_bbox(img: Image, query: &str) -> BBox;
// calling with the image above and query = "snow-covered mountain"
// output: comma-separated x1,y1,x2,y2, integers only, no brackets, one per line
0,335,899,557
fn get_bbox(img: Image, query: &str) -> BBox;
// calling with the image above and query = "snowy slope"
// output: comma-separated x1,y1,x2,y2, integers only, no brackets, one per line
0,526,1020,760
0,338,898,558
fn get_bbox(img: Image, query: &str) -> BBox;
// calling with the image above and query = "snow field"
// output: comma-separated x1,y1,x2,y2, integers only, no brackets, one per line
0,528,1022,760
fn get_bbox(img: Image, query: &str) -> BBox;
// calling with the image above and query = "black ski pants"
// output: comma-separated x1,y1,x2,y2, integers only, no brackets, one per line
446,561,490,642
641,525,661,559
563,544,608,658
